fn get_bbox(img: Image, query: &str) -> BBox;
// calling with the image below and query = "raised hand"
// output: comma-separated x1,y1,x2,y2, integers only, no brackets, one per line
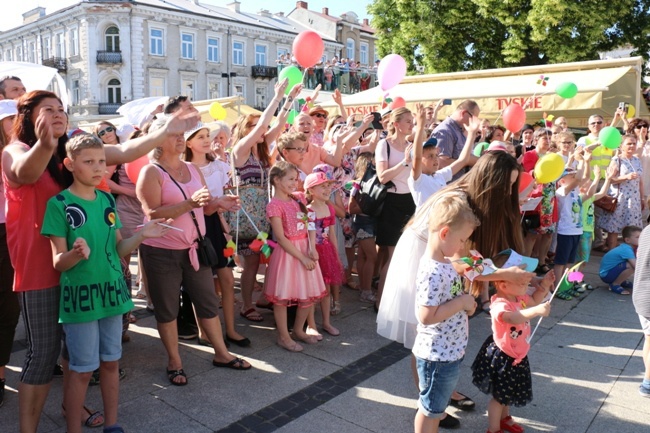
274,78,289,99
164,107,200,136
465,115,482,134
34,112,58,151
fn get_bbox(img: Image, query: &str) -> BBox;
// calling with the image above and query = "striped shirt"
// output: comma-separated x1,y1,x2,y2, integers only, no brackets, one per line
633,226,650,318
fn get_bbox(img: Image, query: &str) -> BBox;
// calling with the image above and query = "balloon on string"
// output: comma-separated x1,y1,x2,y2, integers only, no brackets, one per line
518,171,534,194
390,96,406,109
533,153,564,184
502,103,526,133
292,31,324,68
377,54,407,91
208,102,227,120
278,66,303,94
556,82,578,99
626,105,636,119
125,155,149,184
599,126,622,150
287,109,298,125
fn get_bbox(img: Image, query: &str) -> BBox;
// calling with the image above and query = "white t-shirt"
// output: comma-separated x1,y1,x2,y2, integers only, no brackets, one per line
556,186,583,235
408,166,453,208
412,257,468,362
199,159,231,198
375,139,410,194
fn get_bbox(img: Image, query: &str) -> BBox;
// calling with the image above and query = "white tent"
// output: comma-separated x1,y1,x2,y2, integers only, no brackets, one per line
0,61,68,107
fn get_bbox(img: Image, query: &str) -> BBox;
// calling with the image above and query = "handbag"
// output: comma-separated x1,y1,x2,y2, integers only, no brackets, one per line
223,185,270,239
594,195,618,212
154,163,219,268
352,141,395,217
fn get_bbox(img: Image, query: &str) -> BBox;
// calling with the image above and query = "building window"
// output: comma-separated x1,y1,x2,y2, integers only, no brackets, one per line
360,43,368,65
181,32,194,60
69,28,79,56
4,49,11,62
255,44,267,66
150,28,164,56
346,38,355,59
233,83,245,98
255,85,267,108
232,41,244,66
207,37,220,63
56,32,65,57
208,80,221,99
181,79,195,100
28,42,36,63
149,76,166,97
105,26,120,52
43,37,51,59
107,78,121,104
72,79,80,105
15,46,23,62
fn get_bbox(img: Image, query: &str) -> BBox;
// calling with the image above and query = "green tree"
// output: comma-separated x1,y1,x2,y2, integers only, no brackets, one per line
368,0,650,74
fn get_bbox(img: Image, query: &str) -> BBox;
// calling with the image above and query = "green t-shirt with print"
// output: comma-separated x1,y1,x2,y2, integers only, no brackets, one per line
581,196,595,233
42,189,133,324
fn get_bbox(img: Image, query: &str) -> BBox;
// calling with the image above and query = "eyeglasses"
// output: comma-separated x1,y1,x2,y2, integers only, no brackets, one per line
312,113,327,119
98,126,115,137
285,147,307,153
559,141,574,144
589,121,603,126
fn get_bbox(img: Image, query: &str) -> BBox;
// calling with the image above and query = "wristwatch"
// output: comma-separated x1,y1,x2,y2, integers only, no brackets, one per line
402,161,409,167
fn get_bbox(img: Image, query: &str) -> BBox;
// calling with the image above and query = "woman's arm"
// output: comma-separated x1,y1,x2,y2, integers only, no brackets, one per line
232,79,289,167
332,89,347,121
266,83,303,143
376,147,411,185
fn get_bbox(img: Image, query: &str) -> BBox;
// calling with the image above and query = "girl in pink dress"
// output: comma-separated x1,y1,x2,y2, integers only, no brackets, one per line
304,172,343,339
264,161,327,352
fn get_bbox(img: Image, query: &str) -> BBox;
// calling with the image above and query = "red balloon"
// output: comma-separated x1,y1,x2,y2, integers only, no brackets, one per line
125,155,149,184
502,103,526,133
390,96,406,109
518,171,534,194
292,31,324,68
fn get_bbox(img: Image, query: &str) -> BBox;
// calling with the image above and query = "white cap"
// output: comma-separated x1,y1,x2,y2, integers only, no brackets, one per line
0,100,18,122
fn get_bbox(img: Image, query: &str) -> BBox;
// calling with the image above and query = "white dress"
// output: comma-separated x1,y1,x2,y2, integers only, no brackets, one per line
376,200,430,349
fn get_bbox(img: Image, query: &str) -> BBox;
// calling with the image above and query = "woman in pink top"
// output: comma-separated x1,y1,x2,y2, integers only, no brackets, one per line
2,90,200,433
137,117,251,386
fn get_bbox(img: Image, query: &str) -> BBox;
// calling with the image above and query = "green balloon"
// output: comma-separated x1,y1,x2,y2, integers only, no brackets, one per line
278,66,303,95
287,109,298,125
599,126,622,150
556,82,578,99
473,142,490,157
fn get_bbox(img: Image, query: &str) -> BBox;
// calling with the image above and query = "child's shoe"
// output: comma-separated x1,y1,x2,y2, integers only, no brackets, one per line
359,290,376,303
581,282,594,291
609,284,630,295
573,282,586,293
330,300,341,316
621,280,634,290
640,384,650,398
500,415,524,433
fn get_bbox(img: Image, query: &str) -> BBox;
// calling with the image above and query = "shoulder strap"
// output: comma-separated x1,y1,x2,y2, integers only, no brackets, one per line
154,163,204,240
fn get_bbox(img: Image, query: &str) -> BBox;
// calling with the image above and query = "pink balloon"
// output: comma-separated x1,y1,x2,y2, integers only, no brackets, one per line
503,103,526,133
292,31,324,68
390,96,406,109
377,54,407,92
125,155,149,184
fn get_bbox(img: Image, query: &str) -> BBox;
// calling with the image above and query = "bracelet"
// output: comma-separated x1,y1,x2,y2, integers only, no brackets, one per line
272,99,281,105
287,97,294,102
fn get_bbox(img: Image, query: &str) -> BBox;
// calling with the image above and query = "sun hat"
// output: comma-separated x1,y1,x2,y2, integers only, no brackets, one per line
184,122,210,141
304,172,334,190
0,100,17,121
308,105,329,117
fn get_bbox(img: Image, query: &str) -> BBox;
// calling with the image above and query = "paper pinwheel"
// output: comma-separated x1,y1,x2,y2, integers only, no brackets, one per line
453,250,497,282
536,75,550,86
249,232,277,258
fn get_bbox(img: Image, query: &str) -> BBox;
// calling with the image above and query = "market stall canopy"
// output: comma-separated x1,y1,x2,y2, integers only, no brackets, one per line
0,61,68,107
321,57,648,128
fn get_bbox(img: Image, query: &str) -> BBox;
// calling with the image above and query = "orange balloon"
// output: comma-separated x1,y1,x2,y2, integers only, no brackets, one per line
125,155,149,184
390,96,406,109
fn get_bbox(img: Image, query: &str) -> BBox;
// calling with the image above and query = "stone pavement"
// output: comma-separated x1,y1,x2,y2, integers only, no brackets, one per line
1,253,649,432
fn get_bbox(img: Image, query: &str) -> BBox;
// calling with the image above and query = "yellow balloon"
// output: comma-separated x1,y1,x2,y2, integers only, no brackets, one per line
626,105,636,119
534,153,565,184
209,102,227,120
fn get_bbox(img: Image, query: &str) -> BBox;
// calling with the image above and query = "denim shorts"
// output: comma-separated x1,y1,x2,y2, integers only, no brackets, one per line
63,314,123,373
416,356,462,418
599,261,628,284
352,214,376,240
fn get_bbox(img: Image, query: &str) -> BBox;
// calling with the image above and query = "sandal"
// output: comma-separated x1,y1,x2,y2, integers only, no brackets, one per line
166,368,188,386
212,357,252,370
62,404,105,428
609,284,630,295
449,392,475,411
277,340,303,352
330,300,341,316
500,415,524,433
240,308,264,322
535,264,551,274
581,283,594,291
555,290,573,301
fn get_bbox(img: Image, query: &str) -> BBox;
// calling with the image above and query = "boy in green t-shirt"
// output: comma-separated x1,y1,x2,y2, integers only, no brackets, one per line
42,134,169,433
576,163,615,291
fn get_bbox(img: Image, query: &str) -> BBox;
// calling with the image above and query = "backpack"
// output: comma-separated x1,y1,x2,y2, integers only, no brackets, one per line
352,143,395,217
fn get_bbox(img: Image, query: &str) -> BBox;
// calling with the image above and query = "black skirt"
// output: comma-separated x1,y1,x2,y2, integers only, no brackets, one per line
204,213,234,270
376,192,416,247
471,335,533,407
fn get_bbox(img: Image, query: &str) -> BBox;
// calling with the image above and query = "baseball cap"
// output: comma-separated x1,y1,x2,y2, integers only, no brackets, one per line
423,137,438,148
487,142,508,153
304,172,334,190
0,100,17,121
559,168,577,179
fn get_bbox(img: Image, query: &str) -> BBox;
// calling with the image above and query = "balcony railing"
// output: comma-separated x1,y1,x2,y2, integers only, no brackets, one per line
276,63,378,95
98,103,122,115
97,51,122,64
251,65,278,79
42,57,67,72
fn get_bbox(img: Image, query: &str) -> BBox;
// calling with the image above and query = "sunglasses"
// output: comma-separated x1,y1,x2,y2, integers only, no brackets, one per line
589,121,603,126
635,124,649,128
285,147,307,153
98,126,115,137
312,113,327,119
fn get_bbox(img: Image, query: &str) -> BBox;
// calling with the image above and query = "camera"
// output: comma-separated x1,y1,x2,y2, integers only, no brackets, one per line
618,102,629,114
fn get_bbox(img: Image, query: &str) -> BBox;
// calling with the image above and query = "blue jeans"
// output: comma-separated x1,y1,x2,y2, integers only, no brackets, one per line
63,314,122,373
416,356,462,418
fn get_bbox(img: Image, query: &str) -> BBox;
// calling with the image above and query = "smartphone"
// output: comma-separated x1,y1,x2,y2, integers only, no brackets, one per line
353,112,384,130
442,99,452,106
618,102,629,114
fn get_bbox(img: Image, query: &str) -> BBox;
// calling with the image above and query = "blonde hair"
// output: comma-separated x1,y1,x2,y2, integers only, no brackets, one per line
354,152,374,181
66,133,103,159
387,107,411,136
427,193,480,233
276,131,307,160
269,160,307,213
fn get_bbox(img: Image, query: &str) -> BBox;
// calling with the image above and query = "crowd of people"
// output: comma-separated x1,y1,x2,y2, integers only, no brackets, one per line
0,72,649,433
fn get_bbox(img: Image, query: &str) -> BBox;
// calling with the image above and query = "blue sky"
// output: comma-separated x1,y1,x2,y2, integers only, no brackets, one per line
1,0,373,31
